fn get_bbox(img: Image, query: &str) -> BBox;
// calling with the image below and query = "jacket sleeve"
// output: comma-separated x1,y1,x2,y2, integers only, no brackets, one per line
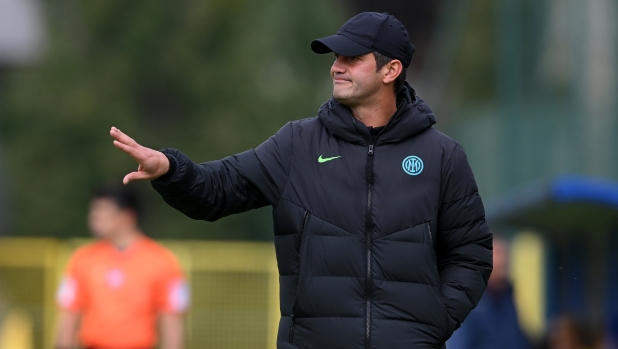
436,143,493,339
151,123,293,221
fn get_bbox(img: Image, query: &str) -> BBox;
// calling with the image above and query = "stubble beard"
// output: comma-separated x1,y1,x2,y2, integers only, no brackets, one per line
333,81,382,108
332,82,362,107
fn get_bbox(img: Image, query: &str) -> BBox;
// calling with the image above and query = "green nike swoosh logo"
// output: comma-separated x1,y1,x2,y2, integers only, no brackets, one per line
318,155,342,163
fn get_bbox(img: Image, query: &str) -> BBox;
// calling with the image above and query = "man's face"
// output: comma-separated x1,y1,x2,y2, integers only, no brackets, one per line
88,198,132,239
331,52,384,106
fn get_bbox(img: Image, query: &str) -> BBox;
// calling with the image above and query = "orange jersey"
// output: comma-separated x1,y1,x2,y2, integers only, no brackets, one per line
56,237,189,349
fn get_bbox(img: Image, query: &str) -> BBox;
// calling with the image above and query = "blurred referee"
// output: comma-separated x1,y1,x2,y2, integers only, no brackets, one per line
55,184,189,349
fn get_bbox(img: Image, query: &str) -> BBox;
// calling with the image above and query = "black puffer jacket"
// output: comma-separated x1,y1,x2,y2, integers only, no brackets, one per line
152,83,493,349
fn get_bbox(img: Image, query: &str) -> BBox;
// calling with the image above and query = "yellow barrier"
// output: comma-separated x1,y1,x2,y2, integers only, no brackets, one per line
510,232,546,340
0,238,279,349
0,308,34,349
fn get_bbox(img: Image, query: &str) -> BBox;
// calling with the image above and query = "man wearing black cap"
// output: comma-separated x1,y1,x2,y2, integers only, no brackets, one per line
111,12,492,349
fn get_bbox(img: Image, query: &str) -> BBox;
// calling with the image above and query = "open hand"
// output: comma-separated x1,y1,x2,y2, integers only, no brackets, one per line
110,127,170,184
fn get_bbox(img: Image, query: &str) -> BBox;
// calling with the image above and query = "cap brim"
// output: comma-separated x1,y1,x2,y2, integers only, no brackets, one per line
311,34,373,56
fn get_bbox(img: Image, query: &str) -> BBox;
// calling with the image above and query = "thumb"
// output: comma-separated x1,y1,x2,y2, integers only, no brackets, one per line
123,171,153,185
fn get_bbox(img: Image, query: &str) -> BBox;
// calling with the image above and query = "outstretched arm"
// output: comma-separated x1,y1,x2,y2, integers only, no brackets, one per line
109,124,292,221
150,148,272,221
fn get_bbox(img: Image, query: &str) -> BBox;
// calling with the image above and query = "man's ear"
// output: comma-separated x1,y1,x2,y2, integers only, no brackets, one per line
382,60,403,85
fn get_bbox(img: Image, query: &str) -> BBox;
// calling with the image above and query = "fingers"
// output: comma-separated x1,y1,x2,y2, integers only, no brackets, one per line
111,127,166,184
123,171,155,185
112,140,135,155
110,127,139,148
111,126,147,163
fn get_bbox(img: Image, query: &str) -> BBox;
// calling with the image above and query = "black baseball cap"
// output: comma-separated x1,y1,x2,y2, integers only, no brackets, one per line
311,12,416,68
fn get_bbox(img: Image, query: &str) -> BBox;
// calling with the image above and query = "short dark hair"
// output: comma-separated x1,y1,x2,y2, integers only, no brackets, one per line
373,51,407,93
92,183,142,220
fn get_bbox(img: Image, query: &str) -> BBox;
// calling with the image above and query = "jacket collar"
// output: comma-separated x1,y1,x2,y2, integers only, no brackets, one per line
317,82,436,146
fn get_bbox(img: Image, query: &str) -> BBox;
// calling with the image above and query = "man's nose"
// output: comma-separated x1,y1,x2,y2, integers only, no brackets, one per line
331,57,346,75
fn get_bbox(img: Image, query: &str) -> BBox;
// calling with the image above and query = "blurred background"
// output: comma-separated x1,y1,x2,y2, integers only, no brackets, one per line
0,0,616,348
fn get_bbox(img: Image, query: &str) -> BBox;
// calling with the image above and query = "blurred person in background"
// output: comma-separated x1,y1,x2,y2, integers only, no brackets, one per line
447,237,530,349
54,184,189,349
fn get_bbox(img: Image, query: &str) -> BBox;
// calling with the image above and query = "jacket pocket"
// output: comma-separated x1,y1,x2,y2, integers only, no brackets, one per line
426,224,450,342
289,210,310,343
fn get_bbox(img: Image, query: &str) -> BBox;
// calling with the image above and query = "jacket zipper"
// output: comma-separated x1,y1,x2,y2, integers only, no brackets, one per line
365,144,375,349
290,210,310,343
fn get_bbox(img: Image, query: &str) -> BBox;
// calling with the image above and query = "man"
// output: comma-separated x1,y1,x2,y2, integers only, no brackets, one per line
446,237,529,349
55,184,189,349
111,12,492,349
